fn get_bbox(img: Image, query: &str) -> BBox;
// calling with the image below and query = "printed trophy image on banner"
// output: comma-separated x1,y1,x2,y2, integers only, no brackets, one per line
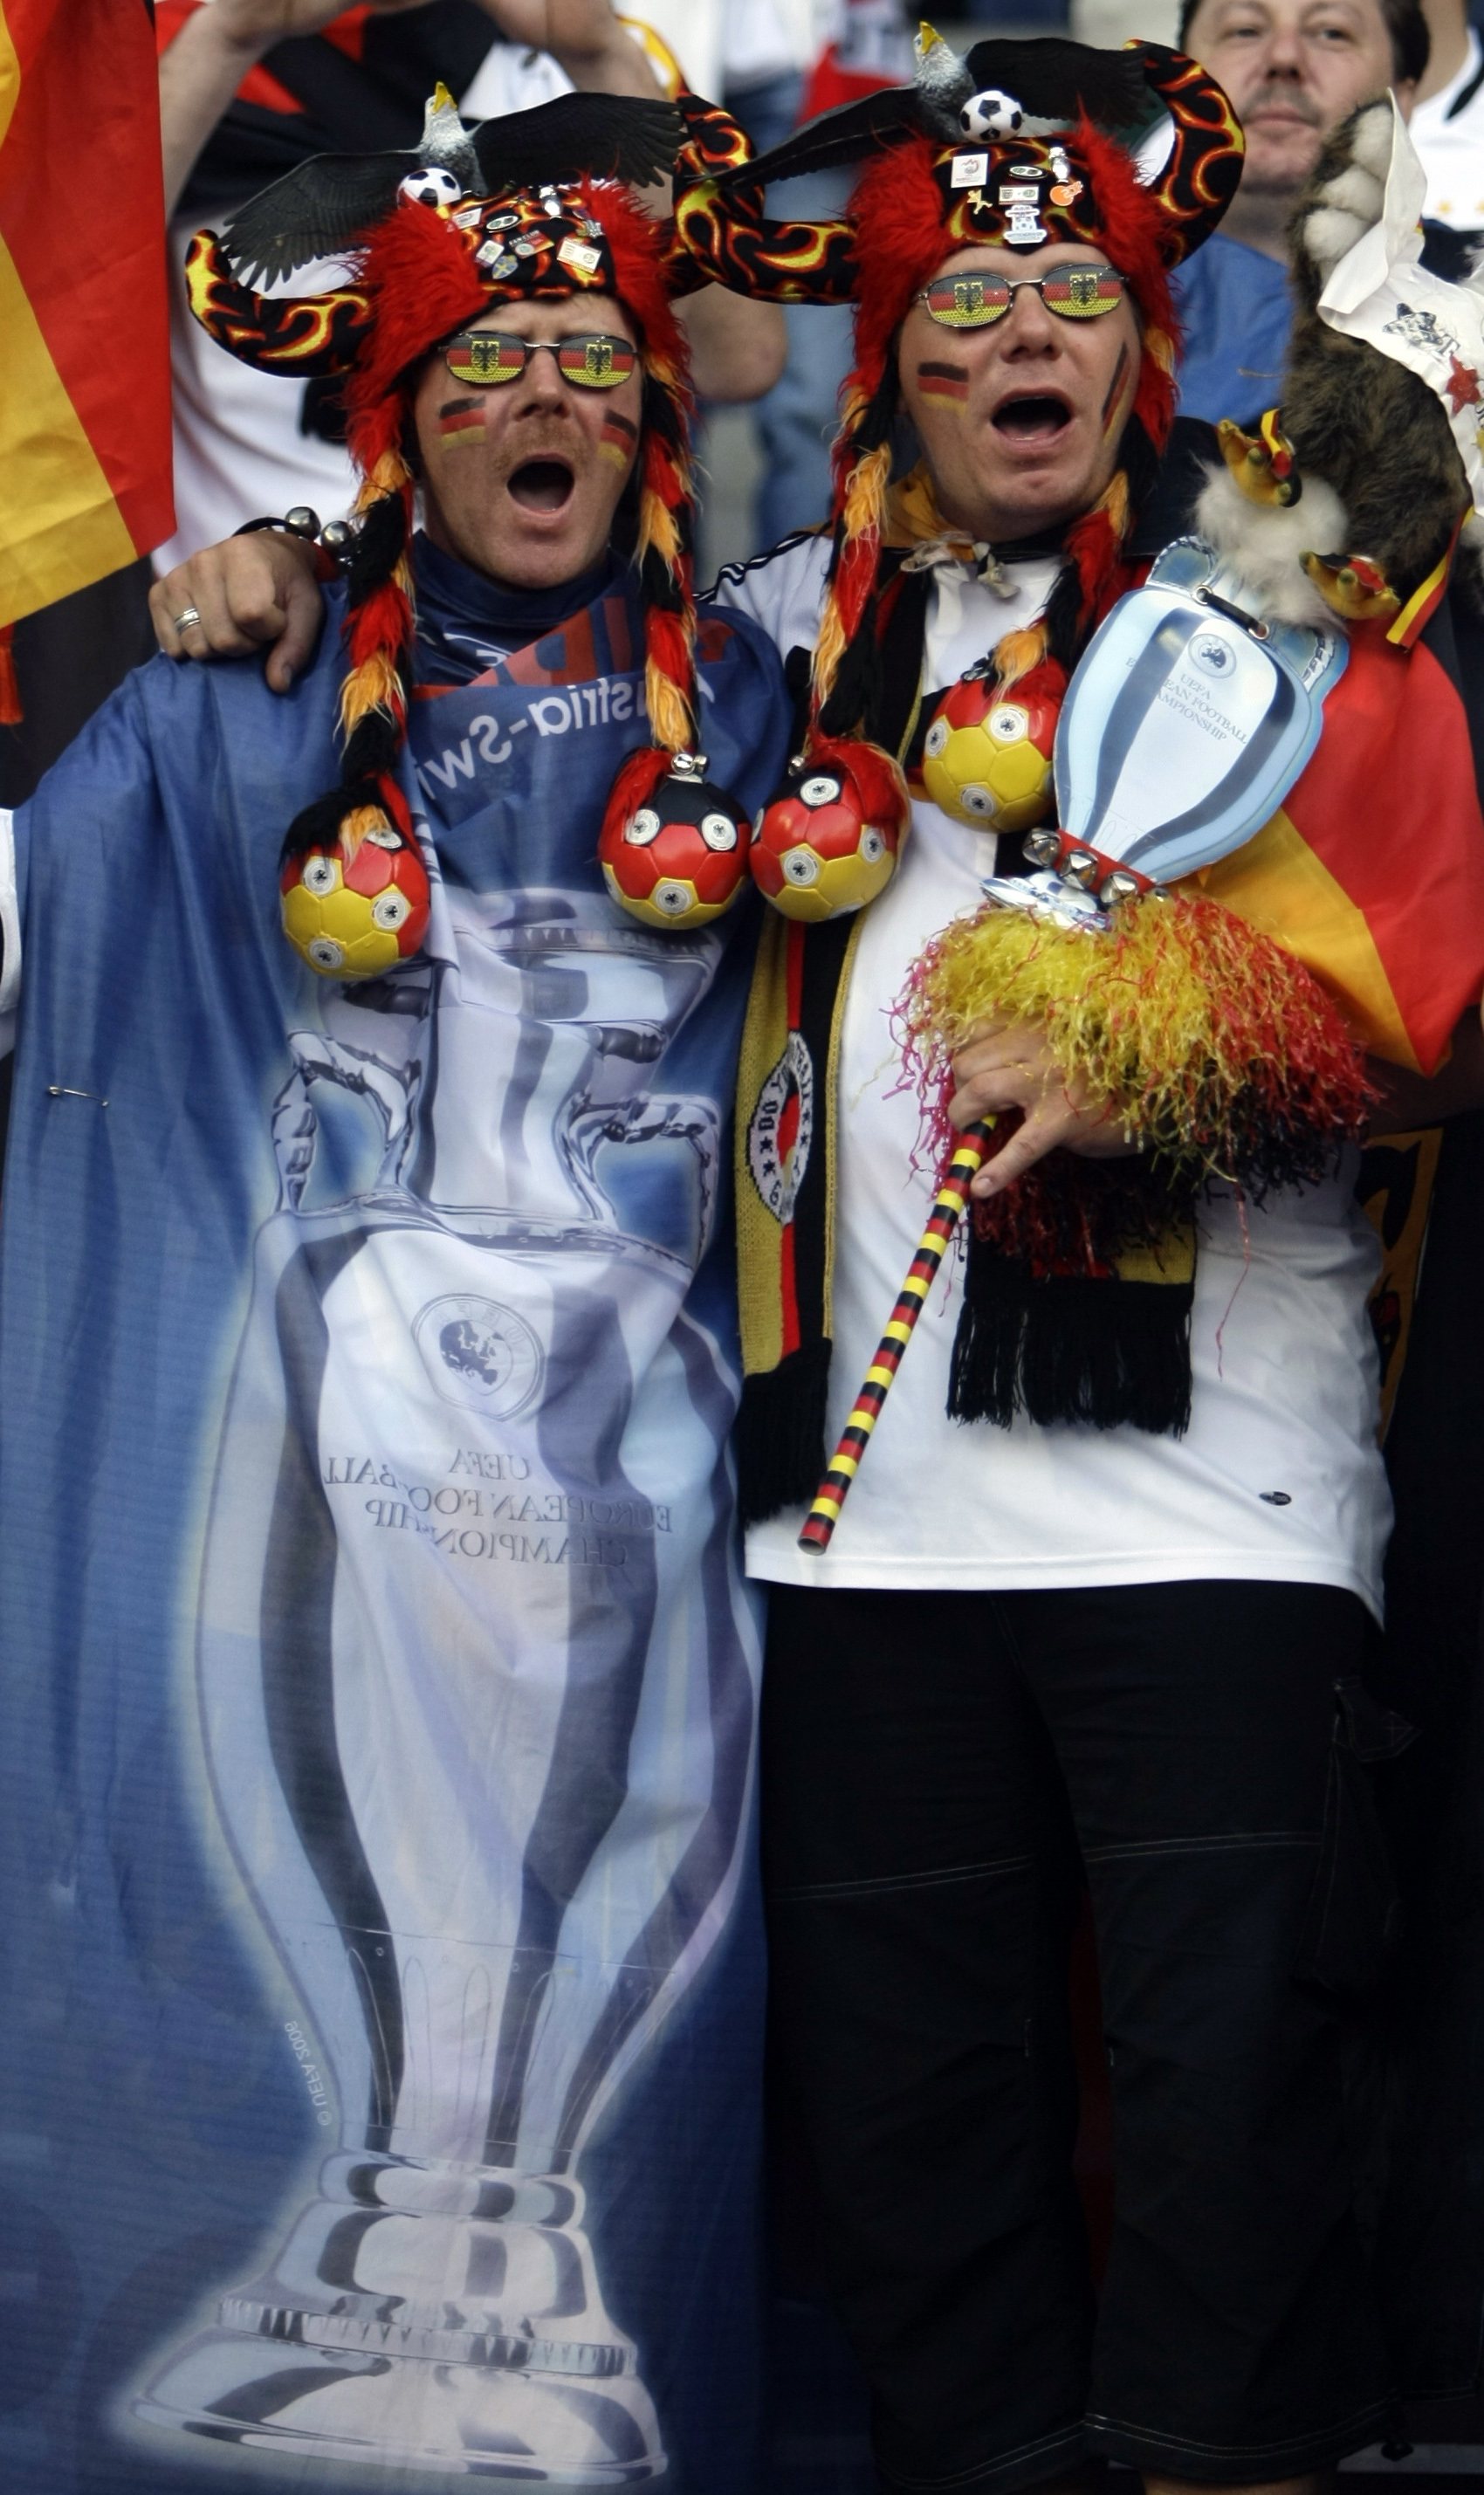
131,875,759,2483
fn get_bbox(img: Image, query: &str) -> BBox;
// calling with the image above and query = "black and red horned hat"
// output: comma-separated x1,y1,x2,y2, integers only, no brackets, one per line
673,36,1244,921
185,86,753,973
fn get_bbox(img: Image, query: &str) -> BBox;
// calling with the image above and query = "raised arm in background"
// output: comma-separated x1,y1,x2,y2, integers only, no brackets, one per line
158,0,784,398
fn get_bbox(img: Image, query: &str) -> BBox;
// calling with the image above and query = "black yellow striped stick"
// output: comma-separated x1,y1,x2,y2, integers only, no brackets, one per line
799,1120,994,1554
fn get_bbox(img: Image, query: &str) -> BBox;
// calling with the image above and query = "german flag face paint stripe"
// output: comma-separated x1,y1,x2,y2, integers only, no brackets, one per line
436,395,487,448
599,409,640,466
916,360,970,410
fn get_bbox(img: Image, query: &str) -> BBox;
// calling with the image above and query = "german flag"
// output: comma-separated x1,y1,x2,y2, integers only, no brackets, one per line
1199,621,1484,1075
0,0,173,644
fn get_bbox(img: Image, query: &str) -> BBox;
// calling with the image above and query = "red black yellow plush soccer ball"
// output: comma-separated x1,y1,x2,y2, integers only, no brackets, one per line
749,738,910,922
920,669,1059,835
599,751,753,931
280,806,431,978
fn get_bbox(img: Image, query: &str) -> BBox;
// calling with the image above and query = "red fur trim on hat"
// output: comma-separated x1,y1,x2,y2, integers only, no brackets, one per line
1066,122,1179,331
346,201,490,415
849,137,952,388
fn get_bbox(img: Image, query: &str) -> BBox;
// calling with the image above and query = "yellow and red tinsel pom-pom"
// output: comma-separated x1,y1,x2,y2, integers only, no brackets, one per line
903,886,1374,1195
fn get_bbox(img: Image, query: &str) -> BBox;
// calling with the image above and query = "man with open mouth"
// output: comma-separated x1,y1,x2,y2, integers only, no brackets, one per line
670,31,1484,2495
134,29,1484,2495
0,86,794,2495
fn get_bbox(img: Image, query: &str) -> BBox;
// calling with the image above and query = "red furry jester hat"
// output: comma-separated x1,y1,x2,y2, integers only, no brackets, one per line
676,35,1244,919
187,85,743,975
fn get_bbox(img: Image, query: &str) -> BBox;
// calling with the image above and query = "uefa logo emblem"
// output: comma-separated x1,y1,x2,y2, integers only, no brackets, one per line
414,1295,545,1417
1191,633,1236,677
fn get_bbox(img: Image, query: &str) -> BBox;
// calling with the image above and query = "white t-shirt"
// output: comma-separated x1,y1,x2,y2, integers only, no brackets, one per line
157,45,571,569
713,533,1392,1614
1411,28,1484,230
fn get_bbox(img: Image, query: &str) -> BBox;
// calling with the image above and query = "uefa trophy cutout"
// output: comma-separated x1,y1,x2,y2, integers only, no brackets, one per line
136,879,758,2481
995,534,1349,918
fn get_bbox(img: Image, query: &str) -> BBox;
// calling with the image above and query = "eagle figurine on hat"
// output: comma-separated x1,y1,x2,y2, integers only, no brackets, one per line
218,83,682,286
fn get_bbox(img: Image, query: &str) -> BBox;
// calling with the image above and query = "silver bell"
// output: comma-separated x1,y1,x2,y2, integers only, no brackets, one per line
284,507,321,540
1022,828,1061,868
1060,849,1100,890
1099,869,1143,906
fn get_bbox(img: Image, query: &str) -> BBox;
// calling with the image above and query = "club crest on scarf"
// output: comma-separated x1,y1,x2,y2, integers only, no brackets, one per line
186,85,762,973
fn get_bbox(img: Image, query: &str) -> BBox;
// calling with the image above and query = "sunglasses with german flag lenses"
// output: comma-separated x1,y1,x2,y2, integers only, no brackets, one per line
917,265,1127,327
443,331,639,389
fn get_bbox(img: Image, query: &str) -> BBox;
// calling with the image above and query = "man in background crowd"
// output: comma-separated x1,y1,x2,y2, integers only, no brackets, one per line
1173,0,1428,419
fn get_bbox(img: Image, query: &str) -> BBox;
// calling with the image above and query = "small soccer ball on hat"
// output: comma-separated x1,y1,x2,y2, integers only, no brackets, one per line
959,86,1023,138
281,807,431,979
920,670,1059,836
397,165,463,210
599,752,752,931
750,742,910,922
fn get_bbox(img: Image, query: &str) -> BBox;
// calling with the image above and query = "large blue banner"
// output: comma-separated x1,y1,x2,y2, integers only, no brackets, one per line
0,572,789,2495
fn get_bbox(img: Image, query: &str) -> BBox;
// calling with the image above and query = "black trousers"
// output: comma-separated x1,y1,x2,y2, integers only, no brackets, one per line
761,1579,1398,2493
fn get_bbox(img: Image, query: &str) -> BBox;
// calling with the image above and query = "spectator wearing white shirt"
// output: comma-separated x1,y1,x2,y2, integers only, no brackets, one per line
1409,0,1484,227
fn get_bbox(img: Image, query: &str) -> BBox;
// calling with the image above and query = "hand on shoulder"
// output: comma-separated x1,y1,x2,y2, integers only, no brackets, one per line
150,532,327,692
